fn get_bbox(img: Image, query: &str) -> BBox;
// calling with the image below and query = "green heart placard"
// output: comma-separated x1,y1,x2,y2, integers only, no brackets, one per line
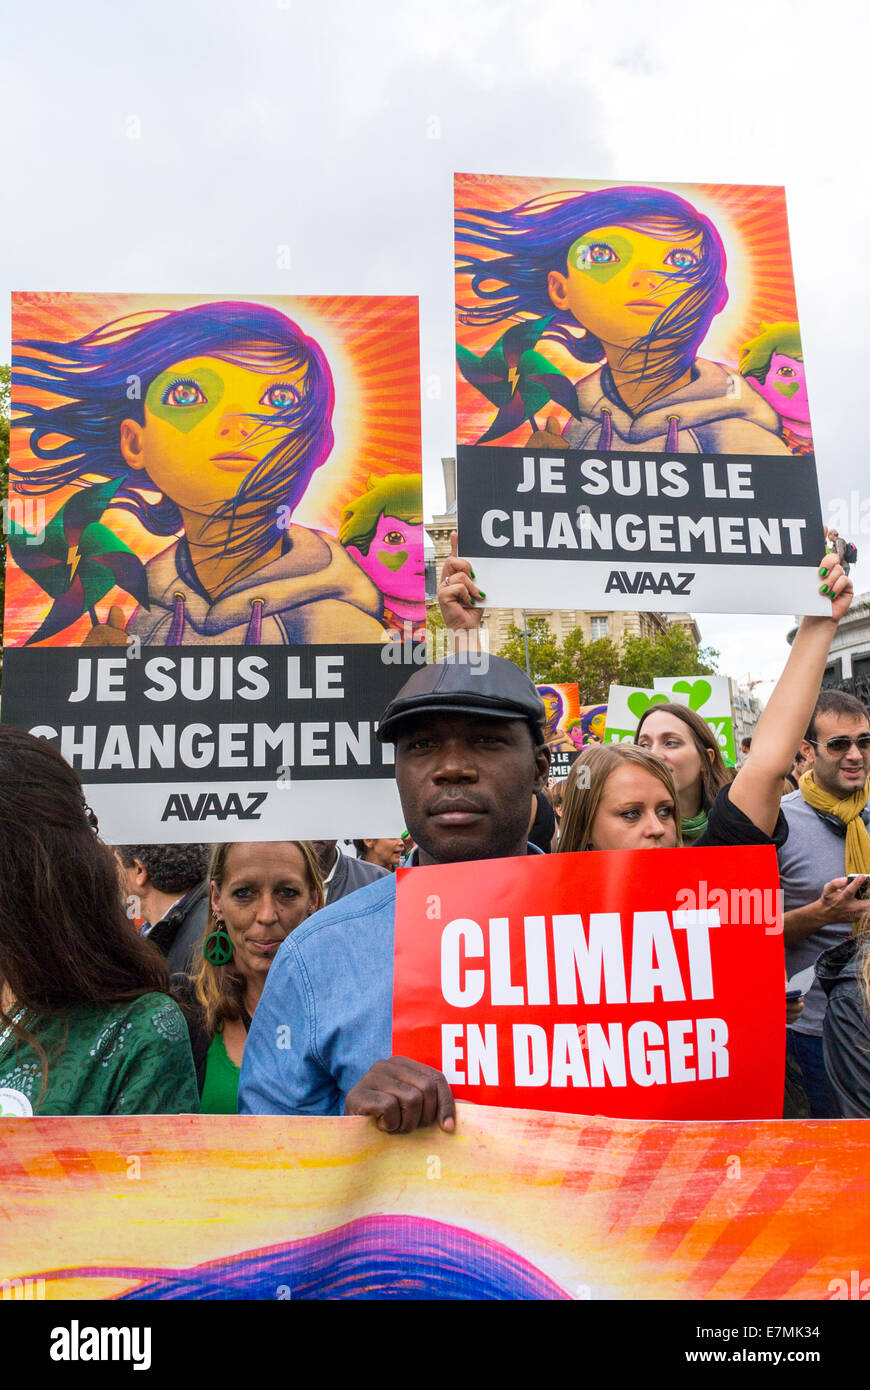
671,679,712,711
626,691,668,720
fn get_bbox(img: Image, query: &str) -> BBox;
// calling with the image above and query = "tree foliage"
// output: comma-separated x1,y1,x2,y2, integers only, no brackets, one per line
499,614,718,701
498,616,562,684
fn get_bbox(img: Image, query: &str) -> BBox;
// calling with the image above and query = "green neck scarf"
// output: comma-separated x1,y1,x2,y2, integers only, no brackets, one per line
681,808,709,844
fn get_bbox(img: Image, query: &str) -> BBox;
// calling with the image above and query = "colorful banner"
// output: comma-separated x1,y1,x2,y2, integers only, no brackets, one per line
4,293,425,841
392,847,784,1120
2,1107,868,1301
605,678,735,759
454,173,826,617
536,681,607,773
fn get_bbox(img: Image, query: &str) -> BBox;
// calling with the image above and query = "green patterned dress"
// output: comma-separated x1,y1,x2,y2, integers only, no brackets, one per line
0,993,200,1116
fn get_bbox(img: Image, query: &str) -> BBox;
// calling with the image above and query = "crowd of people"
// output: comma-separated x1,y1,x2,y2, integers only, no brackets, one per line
1,540,869,1127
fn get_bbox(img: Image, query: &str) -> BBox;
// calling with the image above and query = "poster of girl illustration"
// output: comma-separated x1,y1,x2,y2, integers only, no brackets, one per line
455,175,813,458
7,294,424,648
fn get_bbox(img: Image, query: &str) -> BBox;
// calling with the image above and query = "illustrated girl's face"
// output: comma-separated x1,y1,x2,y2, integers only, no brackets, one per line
346,512,425,604
752,352,809,425
547,224,705,348
541,693,562,729
120,354,307,512
588,710,606,740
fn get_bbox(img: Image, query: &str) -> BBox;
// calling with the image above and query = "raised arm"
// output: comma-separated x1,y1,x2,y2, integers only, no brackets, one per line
729,551,853,835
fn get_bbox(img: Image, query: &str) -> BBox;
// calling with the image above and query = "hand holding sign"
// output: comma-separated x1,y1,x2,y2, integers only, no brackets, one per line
818,552,852,621
437,531,485,632
345,1056,456,1134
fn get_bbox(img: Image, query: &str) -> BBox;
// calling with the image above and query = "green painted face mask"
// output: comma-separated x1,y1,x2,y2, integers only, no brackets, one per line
145,366,226,434
566,232,635,284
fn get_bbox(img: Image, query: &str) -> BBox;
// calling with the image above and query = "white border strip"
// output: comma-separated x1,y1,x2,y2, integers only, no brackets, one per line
87,778,406,843
464,557,829,616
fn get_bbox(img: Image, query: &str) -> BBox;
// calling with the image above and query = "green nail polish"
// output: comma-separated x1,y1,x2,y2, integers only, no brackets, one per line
819,566,827,577
470,569,476,579
470,598,476,606
820,584,829,595
479,591,486,599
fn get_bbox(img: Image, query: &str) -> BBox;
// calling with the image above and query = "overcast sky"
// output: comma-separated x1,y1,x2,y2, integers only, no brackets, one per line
2,0,865,692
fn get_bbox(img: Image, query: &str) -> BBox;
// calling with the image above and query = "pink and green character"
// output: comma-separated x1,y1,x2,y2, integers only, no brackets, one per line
339,473,425,629
738,321,811,451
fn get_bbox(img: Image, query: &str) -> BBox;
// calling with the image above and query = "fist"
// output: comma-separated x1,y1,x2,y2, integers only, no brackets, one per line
437,530,484,632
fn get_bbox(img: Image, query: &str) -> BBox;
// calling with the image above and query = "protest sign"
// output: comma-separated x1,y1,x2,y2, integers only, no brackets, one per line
653,674,736,761
2,1107,868,1301
604,678,735,759
603,684,666,742
536,681,606,772
576,703,608,744
454,174,827,616
3,293,425,840
392,847,784,1119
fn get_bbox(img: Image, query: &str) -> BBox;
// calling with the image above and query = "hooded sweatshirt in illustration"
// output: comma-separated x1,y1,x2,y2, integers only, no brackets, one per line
562,359,793,455
127,524,386,645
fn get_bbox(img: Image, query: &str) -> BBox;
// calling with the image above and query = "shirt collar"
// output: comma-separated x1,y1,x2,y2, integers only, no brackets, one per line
321,850,341,886
408,842,543,867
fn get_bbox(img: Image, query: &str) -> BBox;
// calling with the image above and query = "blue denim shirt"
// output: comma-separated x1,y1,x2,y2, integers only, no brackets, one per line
238,846,544,1116
238,874,398,1115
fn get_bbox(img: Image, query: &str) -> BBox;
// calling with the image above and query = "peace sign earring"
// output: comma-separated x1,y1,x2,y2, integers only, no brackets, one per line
203,917,234,966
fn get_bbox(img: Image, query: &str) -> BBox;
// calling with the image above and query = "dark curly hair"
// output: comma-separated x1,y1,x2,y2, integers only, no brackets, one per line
115,843,210,895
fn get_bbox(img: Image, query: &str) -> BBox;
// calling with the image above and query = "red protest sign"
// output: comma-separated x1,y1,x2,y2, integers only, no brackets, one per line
392,847,784,1120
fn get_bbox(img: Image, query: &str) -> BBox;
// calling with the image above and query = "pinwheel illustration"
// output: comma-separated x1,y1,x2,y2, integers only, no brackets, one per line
7,479,150,646
456,316,580,443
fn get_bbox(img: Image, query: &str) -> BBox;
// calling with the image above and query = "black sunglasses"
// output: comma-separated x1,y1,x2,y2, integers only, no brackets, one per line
806,735,870,757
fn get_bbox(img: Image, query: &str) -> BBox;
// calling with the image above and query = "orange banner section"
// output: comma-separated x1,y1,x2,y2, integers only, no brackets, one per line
0,1107,867,1301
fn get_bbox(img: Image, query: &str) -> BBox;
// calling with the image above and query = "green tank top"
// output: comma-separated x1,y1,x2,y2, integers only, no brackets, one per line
200,1029,241,1115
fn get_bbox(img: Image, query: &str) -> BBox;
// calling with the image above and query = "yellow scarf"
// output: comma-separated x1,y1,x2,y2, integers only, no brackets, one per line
799,769,870,875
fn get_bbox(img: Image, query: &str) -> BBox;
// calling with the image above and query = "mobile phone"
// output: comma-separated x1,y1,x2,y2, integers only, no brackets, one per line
846,873,870,900
785,988,803,1001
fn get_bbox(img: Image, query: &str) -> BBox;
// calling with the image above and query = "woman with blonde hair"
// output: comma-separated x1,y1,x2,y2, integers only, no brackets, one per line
173,840,323,1113
634,702,733,844
558,744,682,853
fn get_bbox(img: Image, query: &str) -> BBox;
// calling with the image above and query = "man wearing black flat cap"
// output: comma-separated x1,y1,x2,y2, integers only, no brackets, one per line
239,655,550,1131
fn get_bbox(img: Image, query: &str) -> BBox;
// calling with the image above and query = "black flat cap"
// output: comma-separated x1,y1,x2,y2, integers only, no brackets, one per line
376,654,545,743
